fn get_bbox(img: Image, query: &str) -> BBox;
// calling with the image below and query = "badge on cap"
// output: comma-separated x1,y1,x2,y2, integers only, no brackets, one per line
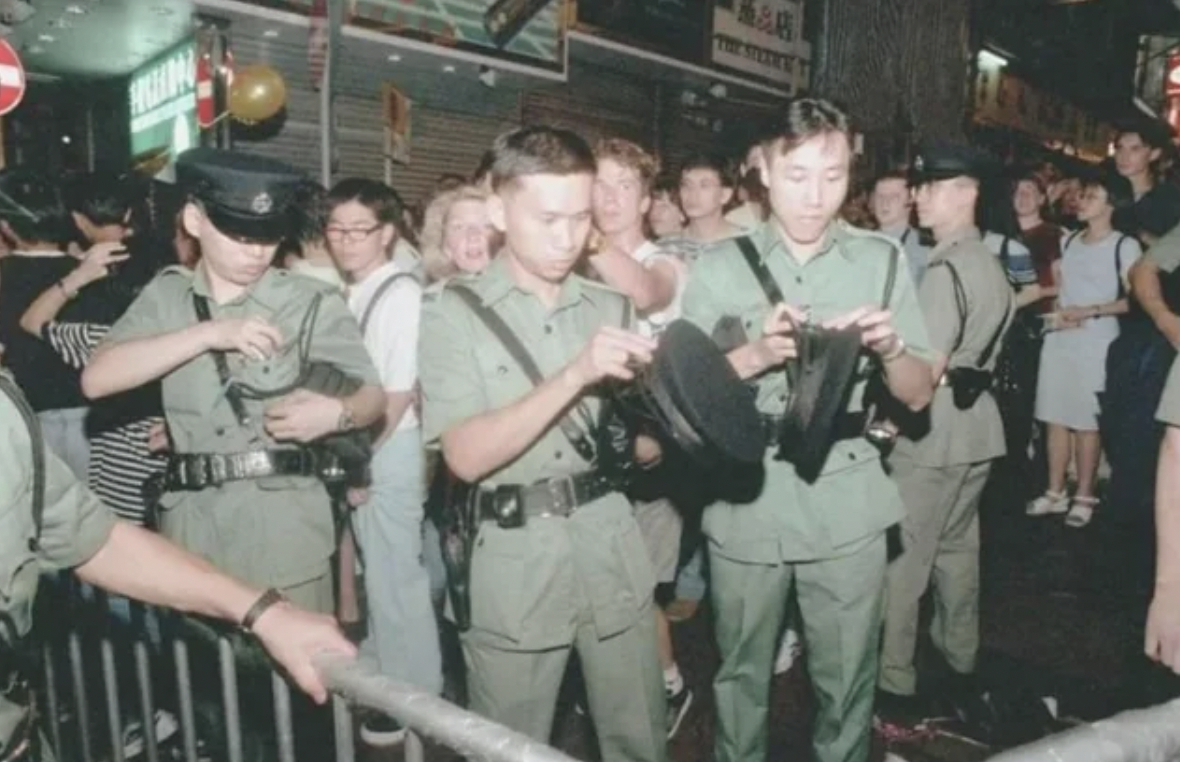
251,192,274,215
914,155,925,171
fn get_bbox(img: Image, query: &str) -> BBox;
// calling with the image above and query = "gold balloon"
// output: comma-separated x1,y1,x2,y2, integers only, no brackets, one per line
228,64,288,125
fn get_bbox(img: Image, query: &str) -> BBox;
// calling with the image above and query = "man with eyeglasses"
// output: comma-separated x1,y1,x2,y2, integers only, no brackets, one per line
83,148,386,761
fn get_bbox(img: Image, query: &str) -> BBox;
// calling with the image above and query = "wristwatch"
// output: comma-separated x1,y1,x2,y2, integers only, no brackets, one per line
337,401,356,432
240,588,286,633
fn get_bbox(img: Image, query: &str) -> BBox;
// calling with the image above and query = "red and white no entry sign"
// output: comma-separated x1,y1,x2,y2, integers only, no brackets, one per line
0,40,26,116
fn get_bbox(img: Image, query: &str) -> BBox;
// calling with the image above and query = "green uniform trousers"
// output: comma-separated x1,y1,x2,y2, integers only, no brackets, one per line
879,455,990,696
710,534,886,762
462,608,666,762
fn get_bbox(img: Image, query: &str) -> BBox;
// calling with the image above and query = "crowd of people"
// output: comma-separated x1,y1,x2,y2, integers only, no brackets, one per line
2,96,1180,762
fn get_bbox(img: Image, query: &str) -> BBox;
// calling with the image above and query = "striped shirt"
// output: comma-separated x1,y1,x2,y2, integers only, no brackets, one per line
43,321,165,524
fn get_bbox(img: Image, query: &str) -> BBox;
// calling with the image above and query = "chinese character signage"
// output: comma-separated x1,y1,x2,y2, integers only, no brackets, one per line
575,0,709,63
128,40,198,158
712,0,810,92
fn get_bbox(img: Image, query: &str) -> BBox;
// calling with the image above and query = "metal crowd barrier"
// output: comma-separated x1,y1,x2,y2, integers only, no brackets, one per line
36,583,578,762
990,698,1180,762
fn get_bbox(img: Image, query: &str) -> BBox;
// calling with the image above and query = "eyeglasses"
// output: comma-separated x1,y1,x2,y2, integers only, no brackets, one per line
325,223,383,242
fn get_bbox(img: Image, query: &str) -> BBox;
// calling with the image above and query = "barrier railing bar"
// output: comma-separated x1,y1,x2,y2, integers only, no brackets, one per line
41,643,63,760
68,630,95,762
331,695,355,762
217,637,244,762
406,729,425,762
99,628,125,762
271,672,296,762
173,638,200,762
991,698,1180,762
132,634,161,762
314,653,581,762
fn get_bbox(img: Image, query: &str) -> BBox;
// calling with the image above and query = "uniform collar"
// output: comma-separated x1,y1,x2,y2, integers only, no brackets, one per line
191,264,283,311
929,226,981,263
477,250,590,311
756,219,853,263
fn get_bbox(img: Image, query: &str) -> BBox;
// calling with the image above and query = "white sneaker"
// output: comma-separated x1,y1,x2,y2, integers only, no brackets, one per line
774,628,803,675
1026,491,1069,516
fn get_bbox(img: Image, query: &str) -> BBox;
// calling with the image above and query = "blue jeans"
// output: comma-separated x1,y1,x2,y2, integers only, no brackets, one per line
353,429,443,694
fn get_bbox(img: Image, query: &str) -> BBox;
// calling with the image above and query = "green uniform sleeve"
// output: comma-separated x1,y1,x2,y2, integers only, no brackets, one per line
418,291,487,445
885,248,936,364
0,395,115,571
915,264,960,358
307,291,381,387
1158,357,1180,426
1148,224,1180,274
102,272,179,345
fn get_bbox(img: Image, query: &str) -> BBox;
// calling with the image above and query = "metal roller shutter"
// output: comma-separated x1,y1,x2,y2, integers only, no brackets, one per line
522,62,656,149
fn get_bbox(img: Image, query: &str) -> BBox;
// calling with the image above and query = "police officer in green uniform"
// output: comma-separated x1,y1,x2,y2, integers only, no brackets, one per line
877,142,1014,720
0,370,352,762
418,126,667,762
1146,358,1180,675
82,149,386,613
679,98,936,762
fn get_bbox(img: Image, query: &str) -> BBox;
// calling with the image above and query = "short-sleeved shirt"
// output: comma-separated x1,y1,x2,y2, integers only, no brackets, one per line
347,260,421,432
418,253,652,647
680,220,934,562
631,241,686,338
892,228,1014,466
100,266,380,589
880,223,931,287
1157,357,1180,425
0,373,117,753
983,232,1038,288
1119,181,1180,241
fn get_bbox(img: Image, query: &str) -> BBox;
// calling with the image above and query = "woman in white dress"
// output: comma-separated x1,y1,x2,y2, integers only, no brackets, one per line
1028,170,1140,527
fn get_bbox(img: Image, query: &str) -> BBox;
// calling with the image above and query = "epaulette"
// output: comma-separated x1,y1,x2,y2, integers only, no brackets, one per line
156,264,195,279
839,222,906,258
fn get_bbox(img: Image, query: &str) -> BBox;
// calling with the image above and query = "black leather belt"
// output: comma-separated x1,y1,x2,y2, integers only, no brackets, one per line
760,411,868,446
164,449,319,490
476,471,617,525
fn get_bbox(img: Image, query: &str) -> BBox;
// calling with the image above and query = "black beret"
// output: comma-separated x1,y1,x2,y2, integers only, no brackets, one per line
176,148,306,243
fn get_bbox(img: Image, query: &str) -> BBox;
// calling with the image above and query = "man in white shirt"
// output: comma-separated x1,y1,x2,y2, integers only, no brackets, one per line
871,170,930,287
325,178,441,746
588,138,693,738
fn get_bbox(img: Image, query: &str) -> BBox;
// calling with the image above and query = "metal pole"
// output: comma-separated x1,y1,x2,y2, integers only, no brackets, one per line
990,699,1180,762
314,653,580,762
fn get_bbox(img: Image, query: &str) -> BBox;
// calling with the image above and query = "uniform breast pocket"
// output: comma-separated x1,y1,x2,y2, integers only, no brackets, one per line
471,346,531,410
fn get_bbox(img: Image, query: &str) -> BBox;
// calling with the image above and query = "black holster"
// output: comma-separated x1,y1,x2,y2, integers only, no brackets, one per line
428,469,477,632
0,640,36,762
945,368,993,410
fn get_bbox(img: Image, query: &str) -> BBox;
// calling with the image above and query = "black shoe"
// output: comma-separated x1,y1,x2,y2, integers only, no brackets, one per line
875,689,929,728
666,686,694,739
359,714,406,747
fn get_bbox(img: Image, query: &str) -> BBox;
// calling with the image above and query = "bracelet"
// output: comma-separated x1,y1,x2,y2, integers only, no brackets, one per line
880,337,907,364
57,280,77,300
240,588,286,633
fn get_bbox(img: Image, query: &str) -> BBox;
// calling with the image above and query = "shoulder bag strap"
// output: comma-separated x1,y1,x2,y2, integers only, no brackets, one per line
1114,235,1128,300
977,297,1012,368
882,243,899,310
447,284,597,464
0,375,45,547
360,272,417,335
1064,229,1083,250
735,236,785,304
941,261,969,356
192,295,252,427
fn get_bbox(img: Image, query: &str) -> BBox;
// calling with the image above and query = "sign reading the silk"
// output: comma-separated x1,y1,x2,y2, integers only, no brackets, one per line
128,40,199,157
711,0,809,91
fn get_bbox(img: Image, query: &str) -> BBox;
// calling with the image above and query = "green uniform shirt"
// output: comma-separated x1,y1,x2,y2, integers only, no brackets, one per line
1148,223,1180,273
893,228,1013,466
418,254,654,649
101,266,380,590
680,220,934,562
1157,357,1180,426
1,373,116,752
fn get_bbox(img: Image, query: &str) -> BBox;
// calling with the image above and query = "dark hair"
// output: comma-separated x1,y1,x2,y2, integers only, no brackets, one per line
1114,123,1171,153
290,180,328,245
435,173,467,194
0,170,73,246
325,177,402,226
679,152,737,188
67,173,136,228
1084,168,1135,212
472,149,495,185
1010,167,1047,196
594,138,660,193
761,97,852,156
487,126,596,191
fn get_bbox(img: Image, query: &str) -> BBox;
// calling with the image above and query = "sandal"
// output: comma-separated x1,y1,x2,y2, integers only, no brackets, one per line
1027,490,1069,516
1064,496,1098,528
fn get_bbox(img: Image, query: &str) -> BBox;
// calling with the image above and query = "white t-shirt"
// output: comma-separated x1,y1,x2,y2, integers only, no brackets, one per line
632,240,686,338
347,260,421,432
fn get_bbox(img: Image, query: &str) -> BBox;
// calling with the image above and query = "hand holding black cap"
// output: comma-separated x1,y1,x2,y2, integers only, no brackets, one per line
176,147,307,244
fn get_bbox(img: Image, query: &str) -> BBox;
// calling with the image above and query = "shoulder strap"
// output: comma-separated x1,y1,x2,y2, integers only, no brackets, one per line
192,295,252,427
977,297,1012,368
0,375,45,546
735,236,785,305
882,243,899,310
446,284,597,464
1064,229,1083,250
360,272,418,335
941,261,969,356
1114,235,1129,300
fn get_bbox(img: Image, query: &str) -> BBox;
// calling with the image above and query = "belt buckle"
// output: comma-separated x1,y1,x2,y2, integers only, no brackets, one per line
541,477,575,518
243,450,272,479
178,456,208,489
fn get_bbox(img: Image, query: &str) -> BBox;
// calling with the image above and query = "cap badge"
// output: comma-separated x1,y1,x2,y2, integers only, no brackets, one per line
914,155,925,171
251,192,274,215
